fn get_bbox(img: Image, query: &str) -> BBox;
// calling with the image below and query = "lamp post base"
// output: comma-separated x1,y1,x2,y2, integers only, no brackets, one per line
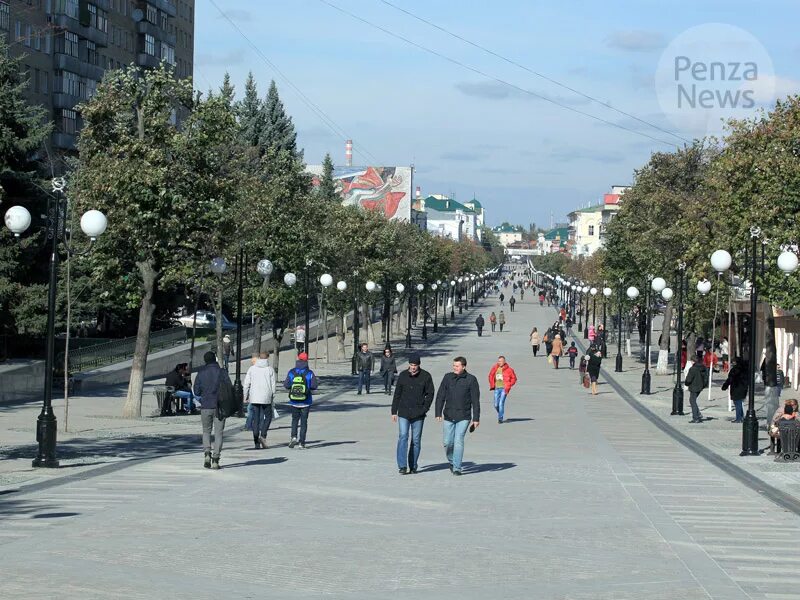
233,380,244,417
740,412,760,456
32,407,59,468
433,322,438,333
615,353,623,373
422,326,428,341
405,332,411,348
351,354,358,376
640,369,651,395
671,384,685,415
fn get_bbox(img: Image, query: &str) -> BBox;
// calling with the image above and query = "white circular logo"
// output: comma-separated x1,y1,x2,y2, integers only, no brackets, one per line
655,23,775,137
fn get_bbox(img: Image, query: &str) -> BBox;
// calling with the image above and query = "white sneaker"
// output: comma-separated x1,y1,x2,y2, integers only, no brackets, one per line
289,438,297,448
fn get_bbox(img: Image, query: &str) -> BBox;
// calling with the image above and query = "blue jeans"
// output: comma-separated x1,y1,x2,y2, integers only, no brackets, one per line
733,399,744,421
493,389,507,421
358,370,371,394
291,406,310,444
173,390,194,412
397,417,424,470
245,403,254,431
442,419,470,473
251,403,274,439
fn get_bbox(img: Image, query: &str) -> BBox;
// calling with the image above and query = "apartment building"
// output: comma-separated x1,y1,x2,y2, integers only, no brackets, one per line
1,0,194,153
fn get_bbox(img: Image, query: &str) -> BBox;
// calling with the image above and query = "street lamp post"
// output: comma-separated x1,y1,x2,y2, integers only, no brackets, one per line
602,287,612,357
642,276,666,395
404,283,412,348
233,247,246,415
582,286,590,339
450,280,456,319
350,271,360,375
418,284,427,340
577,288,583,332
5,178,108,468
742,228,762,455
432,282,439,333
671,262,687,415
708,250,732,403
441,282,448,327
336,280,348,362
458,277,464,314
590,287,598,342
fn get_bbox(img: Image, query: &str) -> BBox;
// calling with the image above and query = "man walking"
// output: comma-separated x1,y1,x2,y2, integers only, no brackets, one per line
435,356,480,476
283,352,319,449
684,352,707,423
488,356,517,424
475,314,485,337
509,296,516,312
391,353,435,474
222,335,234,370
356,343,374,395
498,310,506,332
193,351,228,469
243,351,276,449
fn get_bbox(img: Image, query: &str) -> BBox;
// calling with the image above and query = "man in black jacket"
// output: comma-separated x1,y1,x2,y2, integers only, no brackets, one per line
391,353,435,474
435,356,480,475
193,351,227,469
684,352,707,424
475,314,485,337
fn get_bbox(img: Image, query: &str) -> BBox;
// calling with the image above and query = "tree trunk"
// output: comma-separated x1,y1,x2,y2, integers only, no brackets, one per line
656,302,673,375
214,285,223,365
336,311,346,359
123,260,158,418
732,296,739,359
63,252,72,432
272,329,284,377
254,317,263,354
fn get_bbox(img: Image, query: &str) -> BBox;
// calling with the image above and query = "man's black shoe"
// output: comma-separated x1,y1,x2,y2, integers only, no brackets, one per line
449,464,453,473
452,470,462,476
203,452,211,469
689,419,702,423
399,467,408,475
410,468,418,474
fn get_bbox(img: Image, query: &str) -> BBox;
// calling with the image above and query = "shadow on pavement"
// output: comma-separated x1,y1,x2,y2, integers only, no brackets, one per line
462,461,517,474
222,457,288,469
502,418,533,423
306,440,358,449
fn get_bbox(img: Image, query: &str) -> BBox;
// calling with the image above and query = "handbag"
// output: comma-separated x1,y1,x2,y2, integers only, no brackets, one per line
582,374,590,388
547,354,553,365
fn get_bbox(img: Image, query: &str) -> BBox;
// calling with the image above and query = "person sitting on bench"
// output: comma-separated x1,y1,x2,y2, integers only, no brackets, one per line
166,363,196,414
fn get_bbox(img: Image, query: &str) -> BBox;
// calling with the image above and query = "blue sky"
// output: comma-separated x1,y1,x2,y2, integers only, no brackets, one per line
194,0,800,228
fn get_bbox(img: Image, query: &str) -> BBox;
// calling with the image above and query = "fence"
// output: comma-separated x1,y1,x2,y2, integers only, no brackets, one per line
58,326,187,374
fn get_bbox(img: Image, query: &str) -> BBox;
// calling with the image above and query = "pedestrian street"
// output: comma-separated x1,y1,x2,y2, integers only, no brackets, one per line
2,294,800,600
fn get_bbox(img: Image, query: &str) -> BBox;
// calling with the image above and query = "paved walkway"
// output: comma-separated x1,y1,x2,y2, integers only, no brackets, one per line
2,294,800,599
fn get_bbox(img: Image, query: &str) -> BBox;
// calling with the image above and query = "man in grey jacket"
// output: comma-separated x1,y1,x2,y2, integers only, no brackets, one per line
193,351,226,469
435,356,480,476
243,351,276,449
356,343,374,395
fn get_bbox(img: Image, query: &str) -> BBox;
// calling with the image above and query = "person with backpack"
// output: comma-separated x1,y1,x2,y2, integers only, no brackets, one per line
499,292,505,306
379,346,398,395
475,314,485,337
391,353,435,474
193,351,233,470
488,355,517,424
509,296,516,312
567,341,579,369
243,351,276,449
684,352,708,424
435,356,480,476
489,311,497,332
356,343,374,395
283,352,319,449
498,311,506,332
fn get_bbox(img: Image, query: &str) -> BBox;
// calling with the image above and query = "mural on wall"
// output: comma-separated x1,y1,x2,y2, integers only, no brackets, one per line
308,165,412,221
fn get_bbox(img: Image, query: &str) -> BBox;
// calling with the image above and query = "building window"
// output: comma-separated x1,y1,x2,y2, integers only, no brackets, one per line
33,68,40,93
24,24,32,46
86,40,97,65
144,33,155,56
88,4,107,32
146,3,157,24
59,109,77,134
40,70,48,94
56,0,79,19
588,225,595,236
58,31,79,57
58,70,80,96
0,2,9,31
160,42,174,65
160,10,168,30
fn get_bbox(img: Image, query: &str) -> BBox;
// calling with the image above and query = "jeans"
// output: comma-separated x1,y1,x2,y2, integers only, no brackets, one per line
245,402,253,431
532,345,538,356
552,355,560,368
397,416,425,470
491,323,496,332
442,419,470,473
477,327,483,337
569,355,576,369
499,323,504,331
291,406,310,444
358,370,371,394
688,392,702,421
223,354,230,370
251,403,274,440
733,399,744,422
200,409,225,458
382,371,394,394
173,390,195,412
493,389,507,421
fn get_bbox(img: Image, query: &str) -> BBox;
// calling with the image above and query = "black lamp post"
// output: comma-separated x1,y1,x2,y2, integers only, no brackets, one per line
432,282,440,333
617,281,633,372
590,287,598,341
602,287,611,357
742,227,762,456
5,177,108,468
419,283,428,340
458,277,464,314
583,287,590,339
404,283,412,348
442,283,448,327
233,247,246,415
577,289,584,332
641,275,666,395
350,271,360,375
450,279,456,319
671,262,687,415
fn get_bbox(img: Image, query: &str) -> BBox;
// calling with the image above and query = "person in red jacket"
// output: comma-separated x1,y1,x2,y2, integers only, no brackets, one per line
488,356,518,424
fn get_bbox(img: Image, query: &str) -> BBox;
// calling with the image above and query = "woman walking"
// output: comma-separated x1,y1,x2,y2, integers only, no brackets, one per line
530,327,541,356
587,348,602,395
498,311,506,332
490,311,497,332
379,347,398,395
550,334,564,369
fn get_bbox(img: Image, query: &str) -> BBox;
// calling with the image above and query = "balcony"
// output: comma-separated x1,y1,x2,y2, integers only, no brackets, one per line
53,14,108,47
151,0,177,17
52,93,80,110
137,52,161,69
137,20,176,46
52,132,77,151
54,53,104,82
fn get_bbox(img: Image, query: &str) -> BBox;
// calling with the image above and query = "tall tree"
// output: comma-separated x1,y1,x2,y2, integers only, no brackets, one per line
261,80,301,159
318,152,338,202
236,72,265,150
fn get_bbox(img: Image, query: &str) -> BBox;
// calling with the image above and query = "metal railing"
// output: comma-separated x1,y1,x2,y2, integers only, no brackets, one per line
58,326,187,374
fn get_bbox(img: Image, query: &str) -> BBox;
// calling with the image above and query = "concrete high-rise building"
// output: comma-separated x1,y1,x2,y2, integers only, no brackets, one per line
1,0,194,153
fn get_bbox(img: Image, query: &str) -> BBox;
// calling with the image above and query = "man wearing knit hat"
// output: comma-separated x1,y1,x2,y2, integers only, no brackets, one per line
193,351,227,469
391,353,435,474
283,351,318,449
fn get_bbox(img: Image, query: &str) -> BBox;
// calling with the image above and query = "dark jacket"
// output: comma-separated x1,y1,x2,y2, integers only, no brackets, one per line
435,371,480,423
684,362,708,394
587,354,602,377
721,364,748,400
357,351,374,372
475,316,485,328
391,368,435,420
283,359,319,407
165,369,190,392
379,355,397,376
193,363,224,409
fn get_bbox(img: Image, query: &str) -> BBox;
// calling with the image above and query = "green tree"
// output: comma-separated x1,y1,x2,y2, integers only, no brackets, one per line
261,80,301,159
318,152,338,202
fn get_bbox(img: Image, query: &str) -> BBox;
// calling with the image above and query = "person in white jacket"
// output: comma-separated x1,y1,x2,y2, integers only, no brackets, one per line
243,351,276,449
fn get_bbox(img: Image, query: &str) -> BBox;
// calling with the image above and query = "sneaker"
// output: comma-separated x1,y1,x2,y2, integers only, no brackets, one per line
254,440,260,449
398,467,408,475
498,418,503,424
289,438,297,448
211,458,221,470
452,470,462,476
410,468,418,474
449,464,454,473
689,419,702,424
203,452,211,469
259,437,268,449
298,444,307,450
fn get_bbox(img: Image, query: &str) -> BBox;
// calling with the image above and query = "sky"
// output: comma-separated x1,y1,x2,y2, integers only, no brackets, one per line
194,0,800,228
